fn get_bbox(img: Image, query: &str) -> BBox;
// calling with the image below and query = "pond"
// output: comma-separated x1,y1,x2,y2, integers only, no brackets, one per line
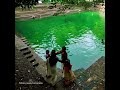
15,11,105,70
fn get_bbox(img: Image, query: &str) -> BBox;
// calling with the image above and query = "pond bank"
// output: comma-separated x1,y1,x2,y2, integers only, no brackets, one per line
15,3,105,21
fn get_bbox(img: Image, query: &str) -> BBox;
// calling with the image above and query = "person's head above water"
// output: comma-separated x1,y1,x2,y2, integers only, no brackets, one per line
46,50,49,54
62,46,66,51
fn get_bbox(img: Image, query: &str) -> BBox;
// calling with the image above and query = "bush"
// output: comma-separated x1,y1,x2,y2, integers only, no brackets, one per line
83,2,93,10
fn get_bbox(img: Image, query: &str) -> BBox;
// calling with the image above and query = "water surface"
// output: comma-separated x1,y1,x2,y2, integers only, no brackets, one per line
15,11,105,70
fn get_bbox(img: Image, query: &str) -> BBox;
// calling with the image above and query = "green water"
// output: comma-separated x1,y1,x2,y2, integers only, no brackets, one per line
15,11,105,70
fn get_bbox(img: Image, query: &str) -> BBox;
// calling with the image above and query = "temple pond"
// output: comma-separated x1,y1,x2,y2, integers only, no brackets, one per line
15,11,105,70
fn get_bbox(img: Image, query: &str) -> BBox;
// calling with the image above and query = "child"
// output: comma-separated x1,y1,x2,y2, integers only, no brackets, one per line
63,60,76,86
56,46,68,63
45,50,51,78
45,50,50,59
56,46,68,77
48,50,62,86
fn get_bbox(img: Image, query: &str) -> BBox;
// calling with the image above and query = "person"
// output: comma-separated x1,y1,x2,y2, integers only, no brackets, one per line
56,46,67,60
45,50,50,59
48,50,62,86
56,46,68,77
63,60,76,86
45,50,50,78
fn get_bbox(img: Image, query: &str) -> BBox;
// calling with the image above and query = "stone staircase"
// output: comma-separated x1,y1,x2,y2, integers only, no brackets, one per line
20,37,30,46
20,47,39,68
19,37,40,68
73,57,105,90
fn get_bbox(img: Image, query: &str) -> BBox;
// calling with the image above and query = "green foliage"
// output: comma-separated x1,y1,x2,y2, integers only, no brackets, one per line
83,1,93,10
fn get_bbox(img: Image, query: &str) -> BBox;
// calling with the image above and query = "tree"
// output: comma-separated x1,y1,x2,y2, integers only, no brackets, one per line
15,0,37,9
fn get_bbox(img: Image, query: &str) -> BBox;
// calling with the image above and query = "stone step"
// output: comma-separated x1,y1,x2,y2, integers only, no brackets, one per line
55,78,82,90
25,54,33,59
21,49,31,54
28,57,35,61
33,63,39,67
74,68,85,78
75,73,90,87
27,44,30,46
24,42,30,46
23,50,31,55
21,37,26,40
82,80,97,89
30,59,36,63
22,40,27,42
21,38,29,45
20,47,28,51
